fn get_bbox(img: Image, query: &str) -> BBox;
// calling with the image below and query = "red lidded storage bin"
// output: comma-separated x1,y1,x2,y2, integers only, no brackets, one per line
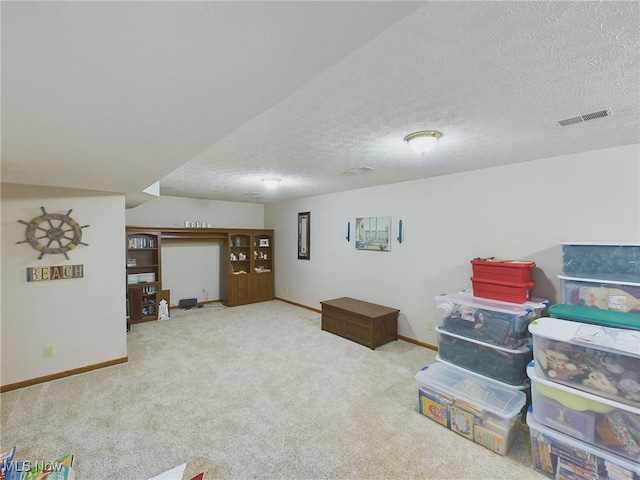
471,277,535,304
470,259,535,283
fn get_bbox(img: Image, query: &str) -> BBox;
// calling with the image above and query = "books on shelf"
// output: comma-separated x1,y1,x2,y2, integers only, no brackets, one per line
127,273,156,285
128,236,157,249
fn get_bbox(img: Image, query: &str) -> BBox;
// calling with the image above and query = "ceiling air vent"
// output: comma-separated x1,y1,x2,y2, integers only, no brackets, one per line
558,109,610,126
346,166,375,174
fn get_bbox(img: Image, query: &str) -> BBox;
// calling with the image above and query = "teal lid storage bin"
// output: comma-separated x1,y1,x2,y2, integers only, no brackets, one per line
548,304,640,330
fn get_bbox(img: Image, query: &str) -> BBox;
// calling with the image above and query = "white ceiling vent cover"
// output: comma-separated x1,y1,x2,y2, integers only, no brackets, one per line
346,166,375,174
558,109,611,126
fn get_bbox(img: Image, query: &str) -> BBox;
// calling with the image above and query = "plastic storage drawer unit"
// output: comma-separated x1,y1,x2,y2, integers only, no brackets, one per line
435,290,548,348
415,362,526,456
559,275,640,313
471,259,536,283
436,326,533,385
528,362,640,462
529,317,640,408
527,406,640,480
562,242,640,283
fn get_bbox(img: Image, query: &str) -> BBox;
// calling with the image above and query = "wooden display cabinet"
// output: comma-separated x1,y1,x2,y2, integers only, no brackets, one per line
126,230,162,323
221,230,274,306
124,226,274,311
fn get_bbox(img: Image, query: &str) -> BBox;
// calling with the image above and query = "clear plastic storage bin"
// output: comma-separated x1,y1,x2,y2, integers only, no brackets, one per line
529,317,640,408
436,354,531,404
527,406,640,480
562,242,640,283
415,362,526,455
435,290,548,348
559,275,640,313
436,326,532,386
528,362,640,462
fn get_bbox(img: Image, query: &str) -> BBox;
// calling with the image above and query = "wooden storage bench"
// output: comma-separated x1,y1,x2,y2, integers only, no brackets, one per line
320,297,399,349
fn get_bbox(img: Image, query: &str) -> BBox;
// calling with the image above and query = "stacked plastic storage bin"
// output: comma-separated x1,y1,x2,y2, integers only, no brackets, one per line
470,258,537,304
554,242,640,323
434,290,548,399
526,242,640,480
434,259,545,399
415,362,527,456
413,258,547,456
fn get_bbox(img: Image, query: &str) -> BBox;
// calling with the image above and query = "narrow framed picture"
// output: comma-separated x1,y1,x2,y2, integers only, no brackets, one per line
298,211,310,260
259,238,270,247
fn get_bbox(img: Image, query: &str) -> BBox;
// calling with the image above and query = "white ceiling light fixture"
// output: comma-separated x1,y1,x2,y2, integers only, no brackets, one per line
404,130,442,154
261,178,281,189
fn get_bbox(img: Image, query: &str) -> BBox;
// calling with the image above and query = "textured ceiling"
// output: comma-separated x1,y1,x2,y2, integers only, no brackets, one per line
2,1,639,206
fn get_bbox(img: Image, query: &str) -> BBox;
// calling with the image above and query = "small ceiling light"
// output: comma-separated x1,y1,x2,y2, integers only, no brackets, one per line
261,178,281,189
404,130,442,154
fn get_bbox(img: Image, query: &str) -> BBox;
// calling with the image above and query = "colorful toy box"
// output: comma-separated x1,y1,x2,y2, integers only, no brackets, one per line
529,317,640,408
471,259,536,283
527,407,640,480
436,326,532,385
559,275,640,313
435,290,548,349
529,362,640,462
415,362,526,456
561,242,640,283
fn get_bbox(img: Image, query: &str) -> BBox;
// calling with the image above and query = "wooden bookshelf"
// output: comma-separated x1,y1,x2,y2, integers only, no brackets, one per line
125,226,275,312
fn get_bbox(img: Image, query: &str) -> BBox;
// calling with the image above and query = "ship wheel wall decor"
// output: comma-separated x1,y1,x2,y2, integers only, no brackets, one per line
17,207,90,259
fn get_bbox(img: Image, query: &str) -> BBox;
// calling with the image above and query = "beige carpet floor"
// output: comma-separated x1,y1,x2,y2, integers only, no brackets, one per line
1,300,546,479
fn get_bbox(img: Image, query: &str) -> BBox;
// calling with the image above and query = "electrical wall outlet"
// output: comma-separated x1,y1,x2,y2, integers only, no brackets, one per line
44,344,55,358
284,285,288,292
426,322,434,331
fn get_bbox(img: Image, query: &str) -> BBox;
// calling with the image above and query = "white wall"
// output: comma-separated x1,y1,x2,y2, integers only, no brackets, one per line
126,196,264,304
1,184,127,386
162,242,221,305
265,145,640,346
125,195,264,228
